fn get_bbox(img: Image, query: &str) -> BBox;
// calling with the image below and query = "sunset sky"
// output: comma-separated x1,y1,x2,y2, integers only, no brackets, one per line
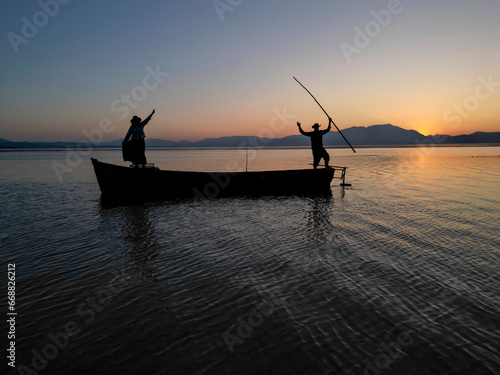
1,0,499,142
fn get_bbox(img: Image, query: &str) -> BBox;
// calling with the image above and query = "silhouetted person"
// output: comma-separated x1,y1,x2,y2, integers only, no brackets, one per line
297,119,332,169
123,109,155,167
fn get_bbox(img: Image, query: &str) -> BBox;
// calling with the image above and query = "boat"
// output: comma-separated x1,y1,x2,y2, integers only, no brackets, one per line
91,158,346,200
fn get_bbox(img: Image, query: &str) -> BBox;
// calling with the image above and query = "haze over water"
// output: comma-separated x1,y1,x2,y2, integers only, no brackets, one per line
1,146,499,374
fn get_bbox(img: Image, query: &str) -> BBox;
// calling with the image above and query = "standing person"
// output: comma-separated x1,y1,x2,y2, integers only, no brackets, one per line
297,119,332,169
123,109,155,167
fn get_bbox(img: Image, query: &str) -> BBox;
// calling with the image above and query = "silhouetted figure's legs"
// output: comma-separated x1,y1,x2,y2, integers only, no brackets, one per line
313,149,322,169
323,149,330,168
312,148,330,169
137,140,147,167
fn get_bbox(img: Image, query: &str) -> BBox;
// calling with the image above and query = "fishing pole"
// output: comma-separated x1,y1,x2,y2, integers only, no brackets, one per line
293,76,356,153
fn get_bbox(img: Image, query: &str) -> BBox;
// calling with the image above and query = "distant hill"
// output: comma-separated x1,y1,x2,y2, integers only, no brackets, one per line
443,131,500,144
1,125,499,148
338,124,429,145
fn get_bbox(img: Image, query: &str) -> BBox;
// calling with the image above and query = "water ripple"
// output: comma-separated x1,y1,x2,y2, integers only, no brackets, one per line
1,149,499,374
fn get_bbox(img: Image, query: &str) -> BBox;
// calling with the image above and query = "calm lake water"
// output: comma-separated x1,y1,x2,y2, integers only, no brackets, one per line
1,146,499,375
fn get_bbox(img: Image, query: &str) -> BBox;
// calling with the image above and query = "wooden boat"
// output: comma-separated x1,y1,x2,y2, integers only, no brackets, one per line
91,158,345,200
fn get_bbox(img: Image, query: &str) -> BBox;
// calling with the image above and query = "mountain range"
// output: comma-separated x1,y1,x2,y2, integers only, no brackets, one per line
1,124,499,149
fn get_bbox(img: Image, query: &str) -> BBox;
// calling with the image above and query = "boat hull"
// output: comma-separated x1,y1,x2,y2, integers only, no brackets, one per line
91,158,335,200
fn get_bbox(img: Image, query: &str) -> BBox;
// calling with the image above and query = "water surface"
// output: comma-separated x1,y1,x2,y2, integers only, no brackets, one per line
1,146,499,374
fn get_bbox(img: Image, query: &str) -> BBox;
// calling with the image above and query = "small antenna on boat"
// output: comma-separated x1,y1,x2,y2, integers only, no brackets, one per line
245,146,248,172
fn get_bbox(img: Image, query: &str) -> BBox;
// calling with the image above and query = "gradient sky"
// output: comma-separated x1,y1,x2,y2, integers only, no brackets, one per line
1,0,499,142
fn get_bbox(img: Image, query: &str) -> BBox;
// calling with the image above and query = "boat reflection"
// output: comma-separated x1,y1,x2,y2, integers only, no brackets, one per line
119,205,162,283
98,198,163,285
303,195,344,264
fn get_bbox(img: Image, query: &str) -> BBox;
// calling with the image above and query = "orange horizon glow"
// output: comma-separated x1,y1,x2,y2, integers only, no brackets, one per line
1,2,499,143
3,115,498,144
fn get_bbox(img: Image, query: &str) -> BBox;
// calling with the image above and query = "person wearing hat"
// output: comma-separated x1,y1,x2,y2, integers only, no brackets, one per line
297,118,332,169
123,109,155,167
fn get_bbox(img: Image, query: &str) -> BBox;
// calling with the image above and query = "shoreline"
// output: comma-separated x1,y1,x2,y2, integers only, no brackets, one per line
1,143,500,152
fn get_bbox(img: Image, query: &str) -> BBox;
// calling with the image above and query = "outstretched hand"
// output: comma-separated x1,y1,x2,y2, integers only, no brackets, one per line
151,109,155,116
328,117,332,123
296,122,301,127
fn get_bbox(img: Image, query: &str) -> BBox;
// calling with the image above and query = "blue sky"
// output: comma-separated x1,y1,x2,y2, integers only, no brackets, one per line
1,0,499,142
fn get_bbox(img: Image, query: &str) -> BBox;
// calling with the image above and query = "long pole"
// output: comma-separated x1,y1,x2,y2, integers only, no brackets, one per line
293,76,356,153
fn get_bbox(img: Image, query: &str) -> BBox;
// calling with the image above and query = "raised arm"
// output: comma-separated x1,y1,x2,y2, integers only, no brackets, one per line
320,118,332,135
325,117,332,132
297,122,307,136
141,109,155,127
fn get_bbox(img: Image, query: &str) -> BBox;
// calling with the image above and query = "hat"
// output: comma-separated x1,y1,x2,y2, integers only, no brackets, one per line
131,116,141,124
312,123,320,129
